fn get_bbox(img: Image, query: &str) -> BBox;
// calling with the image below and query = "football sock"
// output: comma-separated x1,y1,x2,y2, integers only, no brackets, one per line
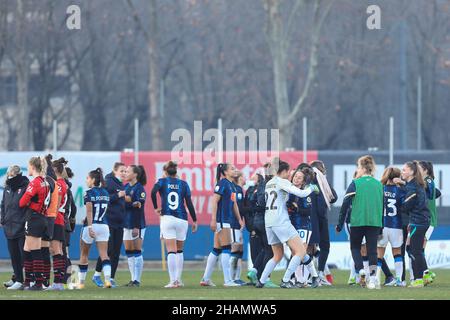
283,255,301,283
176,250,184,281
134,250,143,283
394,254,403,280
221,247,232,283
260,258,277,284
126,250,136,282
78,264,88,284
203,248,221,281
102,259,112,282
167,252,177,283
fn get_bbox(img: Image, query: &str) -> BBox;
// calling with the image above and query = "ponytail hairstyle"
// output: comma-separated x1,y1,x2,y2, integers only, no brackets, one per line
380,167,401,185
65,167,74,179
29,156,46,176
163,161,178,177
89,168,105,187
405,161,425,188
130,165,147,186
52,157,68,176
419,161,434,180
216,163,230,183
357,155,376,176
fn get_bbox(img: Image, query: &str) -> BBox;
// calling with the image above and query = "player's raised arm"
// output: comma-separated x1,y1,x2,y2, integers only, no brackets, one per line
279,178,316,198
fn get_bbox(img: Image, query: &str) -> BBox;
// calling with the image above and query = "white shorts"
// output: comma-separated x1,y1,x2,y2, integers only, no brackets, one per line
425,226,434,241
216,222,231,233
231,229,243,244
123,228,146,241
344,223,366,245
160,215,188,241
81,224,110,244
297,229,312,245
377,227,403,248
266,224,298,246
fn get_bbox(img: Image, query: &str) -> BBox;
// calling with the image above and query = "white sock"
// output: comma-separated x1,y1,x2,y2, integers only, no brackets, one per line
221,251,232,283
283,256,301,283
295,265,304,283
102,262,111,282
363,260,370,277
94,271,102,277
260,258,277,284
134,254,144,283
350,262,356,278
229,255,238,280
203,251,219,281
127,256,136,282
235,259,242,281
79,271,87,283
305,258,318,278
394,257,403,280
376,265,382,283
167,253,177,283
176,252,184,281
324,264,331,276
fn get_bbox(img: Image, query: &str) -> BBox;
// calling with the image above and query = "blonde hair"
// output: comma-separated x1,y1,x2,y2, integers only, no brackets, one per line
29,157,47,176
7,165,21,178
357,155,376,176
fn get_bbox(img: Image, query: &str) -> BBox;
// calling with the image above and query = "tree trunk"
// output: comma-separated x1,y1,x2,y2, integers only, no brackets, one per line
15,0,30,151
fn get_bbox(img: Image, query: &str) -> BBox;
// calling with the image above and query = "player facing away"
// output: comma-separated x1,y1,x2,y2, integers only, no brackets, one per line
152,161,198,288
378,167,406,287
200,163,244,287
256,160,319,289
46,158,69,291
77,168,112,289
287,166,319,288
230,171,246,285
123,165,147,287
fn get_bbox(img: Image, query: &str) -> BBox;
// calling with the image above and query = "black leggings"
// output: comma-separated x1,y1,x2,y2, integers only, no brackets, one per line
350,226,380,274
401,225,408,281
7,237,25,283
408,225,428,280
95,226,123,278
253,214,273,279
318,215,330,272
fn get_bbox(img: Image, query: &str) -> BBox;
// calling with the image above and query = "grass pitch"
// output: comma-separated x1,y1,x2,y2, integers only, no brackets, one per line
1,269,449,300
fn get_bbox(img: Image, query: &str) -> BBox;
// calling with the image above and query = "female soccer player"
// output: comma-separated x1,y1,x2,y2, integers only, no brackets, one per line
394,161,431,288
19,157,51,291
419,161,441,284
93,162,127,288
230,170,246,285
256,160,319,289
378,167,406,287
1,165,29,290
123,165,147,287
287,166,319,288
46,157,69,290
62,167,77,287
77,168,112,289
200,163,244,287
151,161,198,288
336,155,383,290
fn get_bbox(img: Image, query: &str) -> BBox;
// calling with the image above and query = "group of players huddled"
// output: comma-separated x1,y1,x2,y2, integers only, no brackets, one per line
1,154,439,291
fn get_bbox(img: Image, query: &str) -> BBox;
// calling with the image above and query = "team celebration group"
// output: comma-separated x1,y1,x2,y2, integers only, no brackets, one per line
0,154,439,291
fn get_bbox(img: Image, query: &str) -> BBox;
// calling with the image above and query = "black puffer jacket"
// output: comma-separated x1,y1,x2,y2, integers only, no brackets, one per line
401,179,430,227
1,174,30,239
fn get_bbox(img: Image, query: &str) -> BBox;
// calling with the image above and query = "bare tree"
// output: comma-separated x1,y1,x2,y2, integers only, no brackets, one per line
263,0,333,150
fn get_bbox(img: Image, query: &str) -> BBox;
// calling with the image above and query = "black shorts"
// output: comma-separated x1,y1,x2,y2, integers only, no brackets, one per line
52,224,65,242
42,217,55,241
25,212,48,238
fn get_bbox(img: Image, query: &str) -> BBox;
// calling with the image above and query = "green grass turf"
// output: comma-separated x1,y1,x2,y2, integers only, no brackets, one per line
0,270,449,300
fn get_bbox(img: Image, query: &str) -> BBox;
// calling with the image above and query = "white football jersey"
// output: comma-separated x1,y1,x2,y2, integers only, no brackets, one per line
264,176,313,228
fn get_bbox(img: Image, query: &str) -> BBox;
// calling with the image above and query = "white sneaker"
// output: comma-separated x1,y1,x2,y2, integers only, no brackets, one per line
164,281,178,288
224,281,240,287
367,276,380,290
200,279,216,287
7,282,24,290
3,279,14,288
176,280,185,287
318,272,332,286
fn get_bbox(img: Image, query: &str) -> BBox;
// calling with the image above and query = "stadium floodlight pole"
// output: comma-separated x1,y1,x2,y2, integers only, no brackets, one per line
417,76,422,150
134,118,139,165
303,117,307,163
53,120,57,154
389,117,394,166
218,118,223,163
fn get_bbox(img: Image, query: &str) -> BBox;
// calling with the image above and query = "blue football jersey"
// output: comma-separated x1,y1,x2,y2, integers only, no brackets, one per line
84,187,110,224
124,182,146,229
230,183,244,229
214,178,235,224
383,185,405,229
287,193,312,230
156,177,191,221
